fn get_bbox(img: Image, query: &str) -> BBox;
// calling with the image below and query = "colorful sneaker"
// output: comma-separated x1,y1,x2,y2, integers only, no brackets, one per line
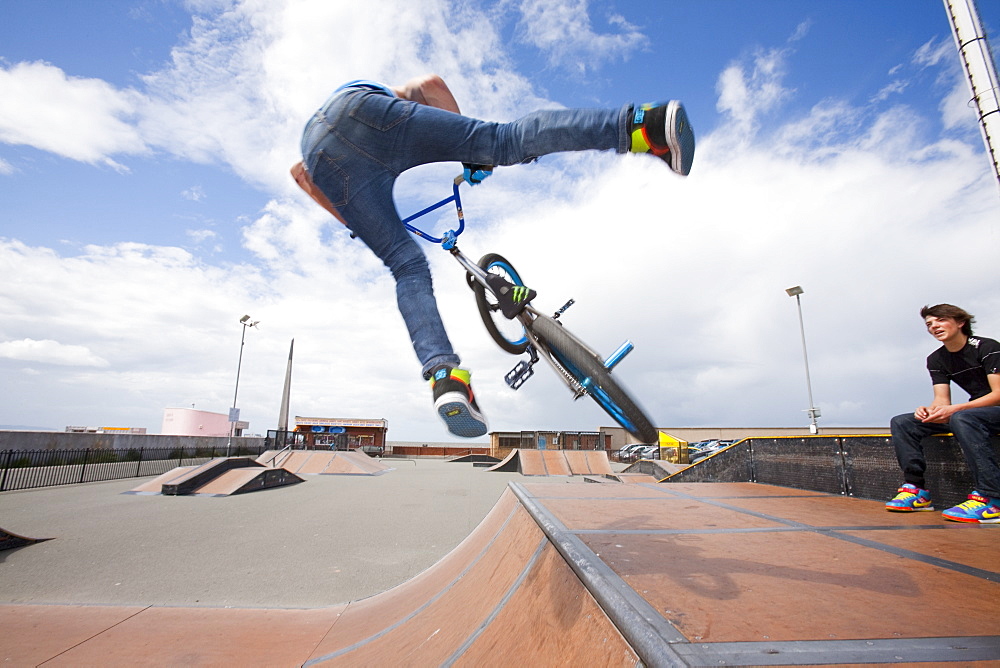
885,483,935,512
942,491,1000,523
429,366,488,438
629,100,695,176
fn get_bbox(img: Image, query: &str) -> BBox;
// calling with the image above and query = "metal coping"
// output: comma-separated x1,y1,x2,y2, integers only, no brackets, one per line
510,481,1000,667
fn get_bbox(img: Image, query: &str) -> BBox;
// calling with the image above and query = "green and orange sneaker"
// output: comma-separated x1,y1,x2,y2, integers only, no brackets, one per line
629,100,695,176
429,365,488,438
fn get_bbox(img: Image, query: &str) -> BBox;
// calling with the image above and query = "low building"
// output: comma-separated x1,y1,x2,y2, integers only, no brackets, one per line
65,426,147,434
293,417,388,453
489,429,612,460
160,408,248,437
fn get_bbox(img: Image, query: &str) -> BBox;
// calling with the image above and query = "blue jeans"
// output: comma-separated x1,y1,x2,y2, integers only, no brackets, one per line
301,87,632,378
889,407,1000,499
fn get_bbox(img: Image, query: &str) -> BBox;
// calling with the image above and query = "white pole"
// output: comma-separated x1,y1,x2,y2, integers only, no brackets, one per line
944,0,1000,189
794,294,820,434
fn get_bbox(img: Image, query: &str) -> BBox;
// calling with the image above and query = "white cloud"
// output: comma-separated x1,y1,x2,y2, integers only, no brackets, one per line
715,47,794,143
182,185,206,202
0,339,108,367
515,0,648,74
1,1,998,439
0,61,147,168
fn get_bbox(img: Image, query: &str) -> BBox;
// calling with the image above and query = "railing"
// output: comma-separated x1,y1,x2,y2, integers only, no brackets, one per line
0,445,267,493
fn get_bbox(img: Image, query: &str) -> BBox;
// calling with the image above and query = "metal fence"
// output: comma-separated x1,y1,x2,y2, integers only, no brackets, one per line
0,445,267,493
663,435,1000,510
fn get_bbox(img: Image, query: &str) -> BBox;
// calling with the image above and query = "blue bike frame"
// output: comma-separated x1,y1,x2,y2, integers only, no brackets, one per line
401,178,653,442
401,176,466,249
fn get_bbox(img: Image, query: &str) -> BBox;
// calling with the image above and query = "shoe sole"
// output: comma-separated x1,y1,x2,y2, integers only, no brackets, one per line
885,505,935,512
665,101,695,176
942,513,1000,523
434,392,488,438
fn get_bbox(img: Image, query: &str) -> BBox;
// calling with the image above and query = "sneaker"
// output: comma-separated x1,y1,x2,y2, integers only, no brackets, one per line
429,366,488,438
629,100,695,176
942,491,1000,523
885,483,935,512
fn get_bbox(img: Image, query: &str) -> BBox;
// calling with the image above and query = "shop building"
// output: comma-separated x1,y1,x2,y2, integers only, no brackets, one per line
293,417,388,454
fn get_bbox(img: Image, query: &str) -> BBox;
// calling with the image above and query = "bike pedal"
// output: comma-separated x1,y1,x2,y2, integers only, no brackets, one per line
505,359,535,390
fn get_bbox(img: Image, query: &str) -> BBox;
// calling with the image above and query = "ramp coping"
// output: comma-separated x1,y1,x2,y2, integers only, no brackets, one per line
509,482,688,668
511,482,1000,667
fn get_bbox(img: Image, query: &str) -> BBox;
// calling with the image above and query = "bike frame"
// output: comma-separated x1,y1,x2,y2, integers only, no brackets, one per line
401,177,624,402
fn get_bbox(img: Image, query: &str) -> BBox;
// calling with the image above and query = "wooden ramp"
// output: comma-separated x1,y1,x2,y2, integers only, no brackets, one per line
0,526,53,551
484,449,613,476
124,458,304,496
6,482,1000,666
257,450,393,476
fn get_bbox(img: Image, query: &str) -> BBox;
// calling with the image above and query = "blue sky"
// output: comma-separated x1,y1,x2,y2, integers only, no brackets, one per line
1,0,999,440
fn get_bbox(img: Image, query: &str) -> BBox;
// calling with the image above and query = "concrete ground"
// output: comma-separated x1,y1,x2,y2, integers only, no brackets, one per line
0,458,595,609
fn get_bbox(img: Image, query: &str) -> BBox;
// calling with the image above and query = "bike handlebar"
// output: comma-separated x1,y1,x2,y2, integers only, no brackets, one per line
401,176,468,246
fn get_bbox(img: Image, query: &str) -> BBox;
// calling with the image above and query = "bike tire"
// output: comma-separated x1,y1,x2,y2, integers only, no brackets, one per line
473,253,530,355
530,315,658,444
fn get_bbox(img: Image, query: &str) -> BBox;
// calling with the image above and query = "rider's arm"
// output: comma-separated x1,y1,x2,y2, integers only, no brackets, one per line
391,74,461,113
922,375,1000,423
290,161,348,225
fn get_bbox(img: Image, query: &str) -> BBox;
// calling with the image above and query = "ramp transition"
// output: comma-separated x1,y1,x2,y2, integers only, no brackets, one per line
7,481,998,666
258,450,393,476
125,457,304,496
0,526,53,551
485,448,613,476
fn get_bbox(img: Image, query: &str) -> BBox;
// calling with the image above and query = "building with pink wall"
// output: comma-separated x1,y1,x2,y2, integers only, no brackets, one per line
161,407,248,437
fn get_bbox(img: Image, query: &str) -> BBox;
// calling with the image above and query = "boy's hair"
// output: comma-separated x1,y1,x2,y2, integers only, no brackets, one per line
920,304,975,336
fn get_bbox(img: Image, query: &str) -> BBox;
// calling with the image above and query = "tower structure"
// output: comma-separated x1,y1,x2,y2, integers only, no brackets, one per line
944,0,1000,188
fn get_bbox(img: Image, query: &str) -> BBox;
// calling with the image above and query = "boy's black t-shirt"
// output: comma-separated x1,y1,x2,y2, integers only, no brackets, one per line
926,336,1000,400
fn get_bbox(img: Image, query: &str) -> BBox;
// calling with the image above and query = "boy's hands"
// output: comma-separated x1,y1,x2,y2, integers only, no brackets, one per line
462,163,493,185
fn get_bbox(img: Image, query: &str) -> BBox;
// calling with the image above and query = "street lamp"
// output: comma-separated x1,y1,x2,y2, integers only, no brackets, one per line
785,286,820,434
227,314,259,455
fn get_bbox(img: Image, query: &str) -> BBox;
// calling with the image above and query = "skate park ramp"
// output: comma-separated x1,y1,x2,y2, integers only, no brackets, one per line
258,449,393,475
125,457,304,496
485,448,613,476
4,480,999,666
0,526,52,551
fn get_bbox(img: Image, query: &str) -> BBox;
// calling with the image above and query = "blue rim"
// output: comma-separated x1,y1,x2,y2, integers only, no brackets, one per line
486,259,529,348
548,348,640,434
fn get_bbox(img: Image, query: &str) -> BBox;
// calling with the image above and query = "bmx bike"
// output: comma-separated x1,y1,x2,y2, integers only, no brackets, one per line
402,176,659,445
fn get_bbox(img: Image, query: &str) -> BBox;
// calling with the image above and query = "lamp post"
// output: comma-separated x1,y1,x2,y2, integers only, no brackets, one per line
785,287,820,434
227,314,259,455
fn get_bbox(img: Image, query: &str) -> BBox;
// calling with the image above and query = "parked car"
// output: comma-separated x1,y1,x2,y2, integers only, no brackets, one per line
635,444,660,460
617,443,648,461
688,439,719,452
689,439,738,464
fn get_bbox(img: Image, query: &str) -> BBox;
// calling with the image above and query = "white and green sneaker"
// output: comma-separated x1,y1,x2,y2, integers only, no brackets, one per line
429,365,488,438
630,100,695,176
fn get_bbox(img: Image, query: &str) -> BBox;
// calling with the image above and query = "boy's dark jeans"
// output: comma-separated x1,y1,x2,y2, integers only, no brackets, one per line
890,407,1000,500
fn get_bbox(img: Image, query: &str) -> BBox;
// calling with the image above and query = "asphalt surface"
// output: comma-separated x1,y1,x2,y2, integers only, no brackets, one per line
0,458,597,609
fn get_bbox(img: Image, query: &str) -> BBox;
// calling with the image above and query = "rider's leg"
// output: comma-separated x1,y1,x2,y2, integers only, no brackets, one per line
394,104,628,168
301,92,487,437
341,189,461,378
388,100,693,175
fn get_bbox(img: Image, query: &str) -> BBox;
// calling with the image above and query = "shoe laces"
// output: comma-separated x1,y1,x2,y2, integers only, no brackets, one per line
893,485,924,500
956,493,988,511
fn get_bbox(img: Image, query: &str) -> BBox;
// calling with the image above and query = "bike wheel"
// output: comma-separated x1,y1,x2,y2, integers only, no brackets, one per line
530,315,658,443
473,253,530,355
